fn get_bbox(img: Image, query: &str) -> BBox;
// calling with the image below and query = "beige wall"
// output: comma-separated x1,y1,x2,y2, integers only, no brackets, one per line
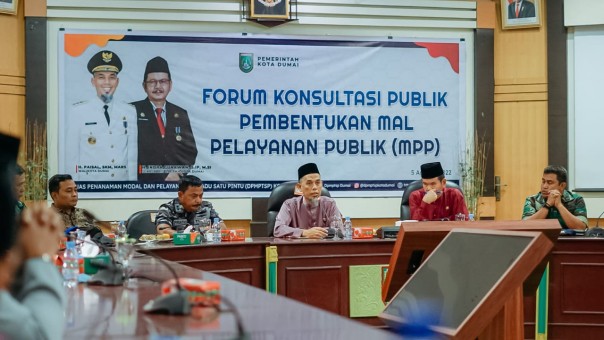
0,0,25,140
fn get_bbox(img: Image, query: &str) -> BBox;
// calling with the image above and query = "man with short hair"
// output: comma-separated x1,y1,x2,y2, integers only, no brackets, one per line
48,174,96,231
273,163,342,239
522,165,588,230
65,50,138,181
409,162,469,221
132,56,197,182
155,175,219,236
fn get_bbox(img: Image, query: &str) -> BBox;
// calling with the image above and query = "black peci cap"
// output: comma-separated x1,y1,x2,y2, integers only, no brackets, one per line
144,56,171,80
298,163,320,180
420,162,444,179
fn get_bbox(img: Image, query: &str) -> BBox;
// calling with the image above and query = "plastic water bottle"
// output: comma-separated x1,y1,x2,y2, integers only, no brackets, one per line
213,218,222,244
62,241,79,288
468,213,475,221
117,220,127,239
343,217,353,240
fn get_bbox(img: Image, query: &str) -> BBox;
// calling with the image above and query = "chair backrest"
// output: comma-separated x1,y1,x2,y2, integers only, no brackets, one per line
265,181,331,237
400,180,463,220
126,209,158,240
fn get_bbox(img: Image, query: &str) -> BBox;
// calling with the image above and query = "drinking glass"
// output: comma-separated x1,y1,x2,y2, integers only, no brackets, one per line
116,238,137,287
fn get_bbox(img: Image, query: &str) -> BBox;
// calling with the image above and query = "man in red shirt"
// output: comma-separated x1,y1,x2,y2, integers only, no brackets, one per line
409,162,469,221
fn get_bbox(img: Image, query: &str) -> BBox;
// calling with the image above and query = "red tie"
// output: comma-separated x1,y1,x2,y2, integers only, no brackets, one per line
156,108,165,138
515,2,520,18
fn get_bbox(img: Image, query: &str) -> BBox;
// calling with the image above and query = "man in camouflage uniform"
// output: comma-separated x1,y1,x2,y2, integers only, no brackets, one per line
155,175,220,236
522,165,588,230
49,174,96,231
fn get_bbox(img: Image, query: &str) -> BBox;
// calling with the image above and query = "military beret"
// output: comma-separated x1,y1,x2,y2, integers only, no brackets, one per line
144,56,171,80
420,162,444,179
298,163,320,180
87,50,122,74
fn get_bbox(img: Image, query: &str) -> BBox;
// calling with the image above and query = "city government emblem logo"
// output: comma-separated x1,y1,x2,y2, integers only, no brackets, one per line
239,53,254,73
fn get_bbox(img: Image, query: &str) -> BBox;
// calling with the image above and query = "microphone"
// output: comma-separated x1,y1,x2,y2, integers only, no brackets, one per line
136,247,191,315
69,210,124,286
77,236,124,286
586,210,604,238
137,248,248,339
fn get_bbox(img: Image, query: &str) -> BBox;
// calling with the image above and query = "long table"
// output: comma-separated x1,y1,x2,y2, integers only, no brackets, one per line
147,236,604,337
64,254,400,338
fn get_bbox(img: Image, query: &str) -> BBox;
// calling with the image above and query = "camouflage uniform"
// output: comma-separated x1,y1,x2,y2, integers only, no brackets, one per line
522,190,588,228
51,204,96,231
155,198,219,232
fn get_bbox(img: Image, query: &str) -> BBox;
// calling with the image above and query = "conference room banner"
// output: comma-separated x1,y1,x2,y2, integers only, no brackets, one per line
57,30,466,198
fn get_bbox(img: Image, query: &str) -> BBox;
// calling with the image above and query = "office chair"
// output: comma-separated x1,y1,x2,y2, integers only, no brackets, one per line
400,180,463,220
126,209,158,240
265,181,331,237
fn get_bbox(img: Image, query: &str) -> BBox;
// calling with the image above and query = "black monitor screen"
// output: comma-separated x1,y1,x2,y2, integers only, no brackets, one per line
382,231,532,330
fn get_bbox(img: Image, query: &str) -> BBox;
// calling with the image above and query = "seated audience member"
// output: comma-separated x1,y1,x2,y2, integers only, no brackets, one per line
155,175,220,236
273,163,342,239
14,164,26,215
522,165,588,230
49,174,96,231
0,133,65,340
409,162,469,221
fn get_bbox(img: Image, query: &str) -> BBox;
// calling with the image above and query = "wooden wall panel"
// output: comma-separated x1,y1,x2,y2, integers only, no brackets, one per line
492,1,549,220
0,0,26,140
494,16,548,85
494,101,548,220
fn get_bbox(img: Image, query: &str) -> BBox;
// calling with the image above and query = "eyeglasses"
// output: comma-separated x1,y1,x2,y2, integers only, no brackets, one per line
145,79,171,87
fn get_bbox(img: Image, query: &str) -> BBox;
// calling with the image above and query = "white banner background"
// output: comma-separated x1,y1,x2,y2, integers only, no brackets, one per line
58,31,466,198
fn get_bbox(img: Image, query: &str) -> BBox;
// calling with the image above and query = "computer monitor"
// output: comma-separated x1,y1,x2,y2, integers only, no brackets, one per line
381,219,560,302
380,228,554,339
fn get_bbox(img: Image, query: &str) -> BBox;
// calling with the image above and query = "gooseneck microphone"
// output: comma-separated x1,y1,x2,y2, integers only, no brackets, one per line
78,236,124,286
586,210,604,238
76,210,124,285
136,247,191,315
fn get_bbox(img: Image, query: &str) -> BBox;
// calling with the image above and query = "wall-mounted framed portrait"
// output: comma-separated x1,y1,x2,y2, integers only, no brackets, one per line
501,0,541,30
250,0,289,20
0,0,18,15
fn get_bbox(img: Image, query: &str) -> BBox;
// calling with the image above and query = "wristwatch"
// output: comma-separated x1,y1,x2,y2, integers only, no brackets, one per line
543,202,552,209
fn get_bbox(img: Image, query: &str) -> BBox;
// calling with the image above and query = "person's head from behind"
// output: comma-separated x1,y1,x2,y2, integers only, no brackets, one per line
14,164,25,201
541,165,567,198
87,50,122,103
420,162,446,194
297,163,322,206
0,134,20,284
142,56,172,106
178,175,203,213
49,174,78,209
